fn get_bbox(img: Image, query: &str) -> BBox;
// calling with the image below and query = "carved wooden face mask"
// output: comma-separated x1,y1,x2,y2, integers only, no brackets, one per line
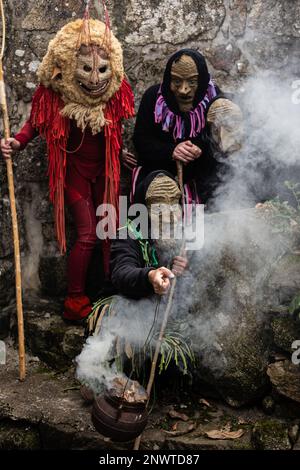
170,55,199,112
146,175,182,239
75,44,112,98
207,99,244,154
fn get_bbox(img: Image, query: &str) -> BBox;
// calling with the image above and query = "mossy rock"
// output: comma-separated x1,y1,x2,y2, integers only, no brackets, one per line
24,309,84,371
262,395,275,415
267,360,300,403
193,307,270,407
39,255,67,297
62,326,86,359
0,260,14,311
266,254,300,306
0,422,40,450
271,316,300,353
251,419,291,450
0,304,11,340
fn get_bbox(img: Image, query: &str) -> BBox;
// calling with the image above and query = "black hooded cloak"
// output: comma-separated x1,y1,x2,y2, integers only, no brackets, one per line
133,49,223,203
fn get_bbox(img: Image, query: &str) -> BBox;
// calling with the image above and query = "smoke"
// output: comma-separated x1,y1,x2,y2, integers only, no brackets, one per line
76,72,300,393
22,184,43,292
212,73,300,211
76,296,164,391
76,331,119,393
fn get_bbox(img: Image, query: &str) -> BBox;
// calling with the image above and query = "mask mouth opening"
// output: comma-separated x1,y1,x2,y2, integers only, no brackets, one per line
77,78,110,96
177,94,193,101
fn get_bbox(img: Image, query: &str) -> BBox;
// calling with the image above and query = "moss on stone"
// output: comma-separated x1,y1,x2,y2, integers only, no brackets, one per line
271,316,300,353
0,422,40,450
210,308,270,406
262,395,275,415
251,419,291,450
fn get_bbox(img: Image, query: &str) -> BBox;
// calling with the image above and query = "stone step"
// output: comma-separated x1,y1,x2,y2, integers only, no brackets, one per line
0,344,126,450
8,296,85,371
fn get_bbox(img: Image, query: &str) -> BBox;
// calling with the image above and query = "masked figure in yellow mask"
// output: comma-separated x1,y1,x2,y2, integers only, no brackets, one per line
1,14,134,322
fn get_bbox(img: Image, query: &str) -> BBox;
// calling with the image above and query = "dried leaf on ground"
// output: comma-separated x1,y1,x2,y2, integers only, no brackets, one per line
168,409,189,422
205,429,244,440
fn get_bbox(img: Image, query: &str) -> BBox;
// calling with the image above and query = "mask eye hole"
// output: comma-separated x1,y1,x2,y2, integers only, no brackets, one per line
99,66,107,73
84,65,92,72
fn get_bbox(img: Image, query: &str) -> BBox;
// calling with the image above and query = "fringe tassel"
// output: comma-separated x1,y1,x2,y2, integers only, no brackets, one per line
154,80,217,140
103,79,134,219
30,85,69,253
102,79,134,271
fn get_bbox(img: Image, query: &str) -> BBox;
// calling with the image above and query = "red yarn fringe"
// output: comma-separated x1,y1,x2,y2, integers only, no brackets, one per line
104,79,135,229
30,85,69,253
29,79,134,256
102,79,134,272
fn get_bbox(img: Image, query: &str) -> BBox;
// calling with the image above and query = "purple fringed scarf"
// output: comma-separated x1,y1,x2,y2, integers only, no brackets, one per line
154,79,217,140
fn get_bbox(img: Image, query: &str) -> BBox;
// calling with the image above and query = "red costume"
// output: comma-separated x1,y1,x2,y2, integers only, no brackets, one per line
15,82,134,321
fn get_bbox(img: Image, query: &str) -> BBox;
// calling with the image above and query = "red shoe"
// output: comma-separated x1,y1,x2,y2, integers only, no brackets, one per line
63,295,92,323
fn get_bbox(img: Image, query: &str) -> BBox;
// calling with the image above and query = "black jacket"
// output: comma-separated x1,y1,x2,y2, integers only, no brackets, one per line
110,236,155,299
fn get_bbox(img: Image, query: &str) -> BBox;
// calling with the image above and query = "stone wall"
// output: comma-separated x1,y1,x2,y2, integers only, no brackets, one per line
0,0,299,313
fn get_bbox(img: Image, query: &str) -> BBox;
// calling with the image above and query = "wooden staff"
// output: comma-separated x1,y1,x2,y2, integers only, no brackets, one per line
133,276,178,451
0,0,26,381
176,160,183,194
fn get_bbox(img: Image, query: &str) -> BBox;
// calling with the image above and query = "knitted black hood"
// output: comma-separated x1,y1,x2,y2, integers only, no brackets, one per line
161,49,210,115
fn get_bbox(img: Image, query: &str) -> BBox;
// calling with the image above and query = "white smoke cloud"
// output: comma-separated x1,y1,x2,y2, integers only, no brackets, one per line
22,183,43,292
76,331,119,393
76,296,164,392
212,73,300,211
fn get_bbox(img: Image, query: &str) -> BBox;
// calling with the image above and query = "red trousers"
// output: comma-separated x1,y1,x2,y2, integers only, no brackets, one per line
65,165,105,297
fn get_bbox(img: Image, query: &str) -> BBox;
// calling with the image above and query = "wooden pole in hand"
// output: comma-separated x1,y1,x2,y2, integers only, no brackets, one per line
0,0,26,381
176,161,183,194
133,276,178,451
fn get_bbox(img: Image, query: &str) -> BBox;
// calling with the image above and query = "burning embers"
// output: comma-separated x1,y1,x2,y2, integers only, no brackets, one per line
108,376,148,404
